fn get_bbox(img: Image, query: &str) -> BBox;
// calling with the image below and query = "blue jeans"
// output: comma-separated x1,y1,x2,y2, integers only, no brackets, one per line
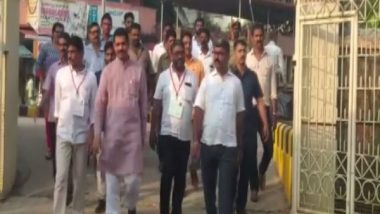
200,144,238,214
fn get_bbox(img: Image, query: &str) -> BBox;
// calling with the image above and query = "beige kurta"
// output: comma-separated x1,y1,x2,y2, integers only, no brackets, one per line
95,57,148,176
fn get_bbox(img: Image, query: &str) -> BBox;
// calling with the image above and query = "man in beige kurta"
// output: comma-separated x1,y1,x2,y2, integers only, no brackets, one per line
93,28,148,214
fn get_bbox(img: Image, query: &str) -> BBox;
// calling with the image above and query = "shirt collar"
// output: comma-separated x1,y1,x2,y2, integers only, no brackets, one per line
87,42,104,52
115,57,131,68
249,48,268,57
199,49,212,57
58,59,68,66
231,66,249,78
163,52,170,59
211,69,233,77
129,45,145,55
101,34,112,42
185,56,196,64
70,65,86,74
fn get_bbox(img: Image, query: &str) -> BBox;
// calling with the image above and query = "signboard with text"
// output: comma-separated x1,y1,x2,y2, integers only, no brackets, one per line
27,0,139,38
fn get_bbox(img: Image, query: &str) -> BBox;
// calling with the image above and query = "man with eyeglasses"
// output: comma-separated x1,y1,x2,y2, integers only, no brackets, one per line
84,22,105,84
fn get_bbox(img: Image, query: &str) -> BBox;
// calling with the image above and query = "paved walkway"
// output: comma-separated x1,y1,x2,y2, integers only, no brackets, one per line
0,118,290,213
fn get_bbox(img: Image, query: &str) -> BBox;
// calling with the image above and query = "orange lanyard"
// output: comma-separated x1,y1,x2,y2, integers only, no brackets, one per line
169,67,186,98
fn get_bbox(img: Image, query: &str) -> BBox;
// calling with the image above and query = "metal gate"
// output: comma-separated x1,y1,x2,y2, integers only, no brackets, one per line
293,1,380,213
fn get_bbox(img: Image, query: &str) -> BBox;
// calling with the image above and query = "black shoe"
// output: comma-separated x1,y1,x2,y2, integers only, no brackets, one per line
236,209,246,214
128,209,136,214
45,152,52,160
259,174,266,191
66,194,72,206
95,199,106,213
190,170,199,189
250,190,259,202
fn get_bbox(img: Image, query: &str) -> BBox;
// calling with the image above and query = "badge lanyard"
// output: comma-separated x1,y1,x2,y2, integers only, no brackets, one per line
70,66,87,97
169,67,186,99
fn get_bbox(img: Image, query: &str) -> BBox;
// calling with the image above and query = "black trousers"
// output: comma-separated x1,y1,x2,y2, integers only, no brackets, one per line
158,135,190,214
95,71,102,85
47,122,57,177
236,134,259,210
258,106,274,175
201,144,238,214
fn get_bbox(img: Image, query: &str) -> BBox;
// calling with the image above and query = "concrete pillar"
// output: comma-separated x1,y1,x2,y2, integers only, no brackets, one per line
0,0,20,199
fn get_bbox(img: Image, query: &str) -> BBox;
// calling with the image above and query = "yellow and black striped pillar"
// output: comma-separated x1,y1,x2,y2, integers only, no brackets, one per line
273,122,293,205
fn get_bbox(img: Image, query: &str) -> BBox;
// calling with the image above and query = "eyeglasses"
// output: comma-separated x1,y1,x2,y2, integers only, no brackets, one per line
213,51,227,56
90,30,100,34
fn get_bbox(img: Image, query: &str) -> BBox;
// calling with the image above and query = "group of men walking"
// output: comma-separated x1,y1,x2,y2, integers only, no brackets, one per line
36,11,282,214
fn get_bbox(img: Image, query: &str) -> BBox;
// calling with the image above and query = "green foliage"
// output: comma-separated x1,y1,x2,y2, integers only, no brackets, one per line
364,0,380,28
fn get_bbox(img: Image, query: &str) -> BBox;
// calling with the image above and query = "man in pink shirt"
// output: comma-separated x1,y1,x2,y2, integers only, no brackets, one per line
40,32,70,177
93,28,148,214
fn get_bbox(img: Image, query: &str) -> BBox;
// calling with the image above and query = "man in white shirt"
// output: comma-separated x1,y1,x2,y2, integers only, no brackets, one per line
53,35,98,214
265,30,285,83
193,39,245,214
246,23,278,191
150,41,198,214
192,17,213,57
196,28,214,76
84,22,105,84
151,23,174,73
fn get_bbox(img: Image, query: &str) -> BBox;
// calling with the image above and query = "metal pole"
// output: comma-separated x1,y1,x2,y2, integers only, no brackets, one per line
267,8,270,32
249,0,255,22
160,0,164,41
176,6,179,33
101,0,106,17
238,0,242,20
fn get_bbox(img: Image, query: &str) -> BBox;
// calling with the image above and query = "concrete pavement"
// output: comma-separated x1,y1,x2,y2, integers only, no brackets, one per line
0,117,290,213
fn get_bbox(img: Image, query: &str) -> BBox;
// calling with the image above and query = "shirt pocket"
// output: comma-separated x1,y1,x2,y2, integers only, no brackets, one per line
220,92,235,119
127,79,139,97
262,62,272,77
182,84,195,102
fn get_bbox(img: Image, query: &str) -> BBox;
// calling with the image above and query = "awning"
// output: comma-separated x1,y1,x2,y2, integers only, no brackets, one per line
20,29,38,40
169,0,294,24
19,45,33,59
